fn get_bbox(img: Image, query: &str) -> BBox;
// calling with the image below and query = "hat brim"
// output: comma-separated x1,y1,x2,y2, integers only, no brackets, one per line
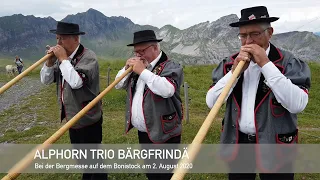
127,39,163,46
49,30,86,35
229,17,279,27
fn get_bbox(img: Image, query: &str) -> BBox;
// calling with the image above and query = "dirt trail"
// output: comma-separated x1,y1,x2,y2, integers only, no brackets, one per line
0,77,45,113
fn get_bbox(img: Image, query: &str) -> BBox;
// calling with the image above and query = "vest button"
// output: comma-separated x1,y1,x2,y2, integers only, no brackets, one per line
234,108,237,111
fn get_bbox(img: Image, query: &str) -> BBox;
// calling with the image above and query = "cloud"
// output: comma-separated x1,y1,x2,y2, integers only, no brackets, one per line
1,0,320,33
1,0,71,18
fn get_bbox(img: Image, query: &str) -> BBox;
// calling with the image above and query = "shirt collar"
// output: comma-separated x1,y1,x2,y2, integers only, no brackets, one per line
149,51,162,69
266,43,270,56
69,44,80,60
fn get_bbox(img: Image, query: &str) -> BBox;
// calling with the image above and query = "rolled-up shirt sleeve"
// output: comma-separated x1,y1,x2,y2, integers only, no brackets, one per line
40,63,55,85
206,71,239,109
139,69,175,98
115,67,132,89
59,60,83,89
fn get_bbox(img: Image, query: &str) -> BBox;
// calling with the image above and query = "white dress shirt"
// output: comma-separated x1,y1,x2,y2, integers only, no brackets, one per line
206,44,308,134
115,51,175,132
40,45,83,103
40,45,83,89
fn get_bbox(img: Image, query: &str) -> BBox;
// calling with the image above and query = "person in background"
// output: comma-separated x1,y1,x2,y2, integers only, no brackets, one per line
14,55,24,74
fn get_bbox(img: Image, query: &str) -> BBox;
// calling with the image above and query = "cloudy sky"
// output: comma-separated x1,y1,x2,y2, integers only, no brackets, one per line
2,0,320,34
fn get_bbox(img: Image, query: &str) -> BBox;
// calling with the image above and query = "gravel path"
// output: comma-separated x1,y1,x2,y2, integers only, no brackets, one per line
0,77,45,113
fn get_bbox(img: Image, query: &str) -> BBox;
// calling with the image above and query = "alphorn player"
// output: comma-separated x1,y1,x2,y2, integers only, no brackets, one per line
40,21,107,180
115,30,184,180
206,6,311,180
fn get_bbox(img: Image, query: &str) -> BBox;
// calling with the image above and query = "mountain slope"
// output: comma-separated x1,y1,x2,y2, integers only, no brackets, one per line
0,14,56,59
158,14,240,64
61,8,158,58
157,14,320,64
0,9,319,63
271,31,320,61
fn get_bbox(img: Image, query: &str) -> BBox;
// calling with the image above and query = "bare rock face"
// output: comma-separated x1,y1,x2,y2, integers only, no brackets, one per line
0,9,319,64
271,31,320,61
157,14,241,65
157,14,320,64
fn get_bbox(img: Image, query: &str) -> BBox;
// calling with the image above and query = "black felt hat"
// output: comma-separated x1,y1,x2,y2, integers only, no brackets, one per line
229,6,279,27
127,30,162,46
50,21,85,35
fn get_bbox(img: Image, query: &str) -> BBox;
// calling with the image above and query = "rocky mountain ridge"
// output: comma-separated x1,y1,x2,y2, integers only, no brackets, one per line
0,8,319,64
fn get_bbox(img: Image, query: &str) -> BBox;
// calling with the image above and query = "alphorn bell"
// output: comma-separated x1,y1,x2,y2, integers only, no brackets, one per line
0,53,54,95
171,60,246,180
1,66,133,180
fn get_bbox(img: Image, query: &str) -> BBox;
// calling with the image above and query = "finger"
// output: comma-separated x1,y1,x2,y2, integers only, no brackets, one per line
136,60,143,64
128,61,136,66
128,59,136,64
244,44,257,49
244,56,251,62
49,47,55,51
237,55,250,62
242,47,254,56
240,46,251,52
134,56,141,60
128,57,137,62
238,50,249,57
126,59,132,65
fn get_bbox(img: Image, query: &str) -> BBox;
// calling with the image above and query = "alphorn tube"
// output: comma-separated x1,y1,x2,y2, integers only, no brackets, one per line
0,54,53,95
171,61,246,180
1,66,133,180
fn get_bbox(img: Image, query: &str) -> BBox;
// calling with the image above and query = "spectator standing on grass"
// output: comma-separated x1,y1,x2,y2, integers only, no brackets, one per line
14,55,24,74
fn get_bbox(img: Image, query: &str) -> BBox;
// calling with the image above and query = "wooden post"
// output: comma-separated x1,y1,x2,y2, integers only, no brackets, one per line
184,82,189,124
107,67,111,86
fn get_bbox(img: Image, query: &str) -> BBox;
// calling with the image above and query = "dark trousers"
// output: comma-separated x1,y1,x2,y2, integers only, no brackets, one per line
138,131,181,180
69,117,108,180
17,66,23,74
228,131,294,180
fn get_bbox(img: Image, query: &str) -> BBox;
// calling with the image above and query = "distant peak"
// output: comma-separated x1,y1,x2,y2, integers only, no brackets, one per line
163,24,176,28
160,24,180,31
11,14,25,17
224,14,238,18
216,14,239,22
46,16,56,20
86,8,105,16
87,8,100,13
62,8,106,21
